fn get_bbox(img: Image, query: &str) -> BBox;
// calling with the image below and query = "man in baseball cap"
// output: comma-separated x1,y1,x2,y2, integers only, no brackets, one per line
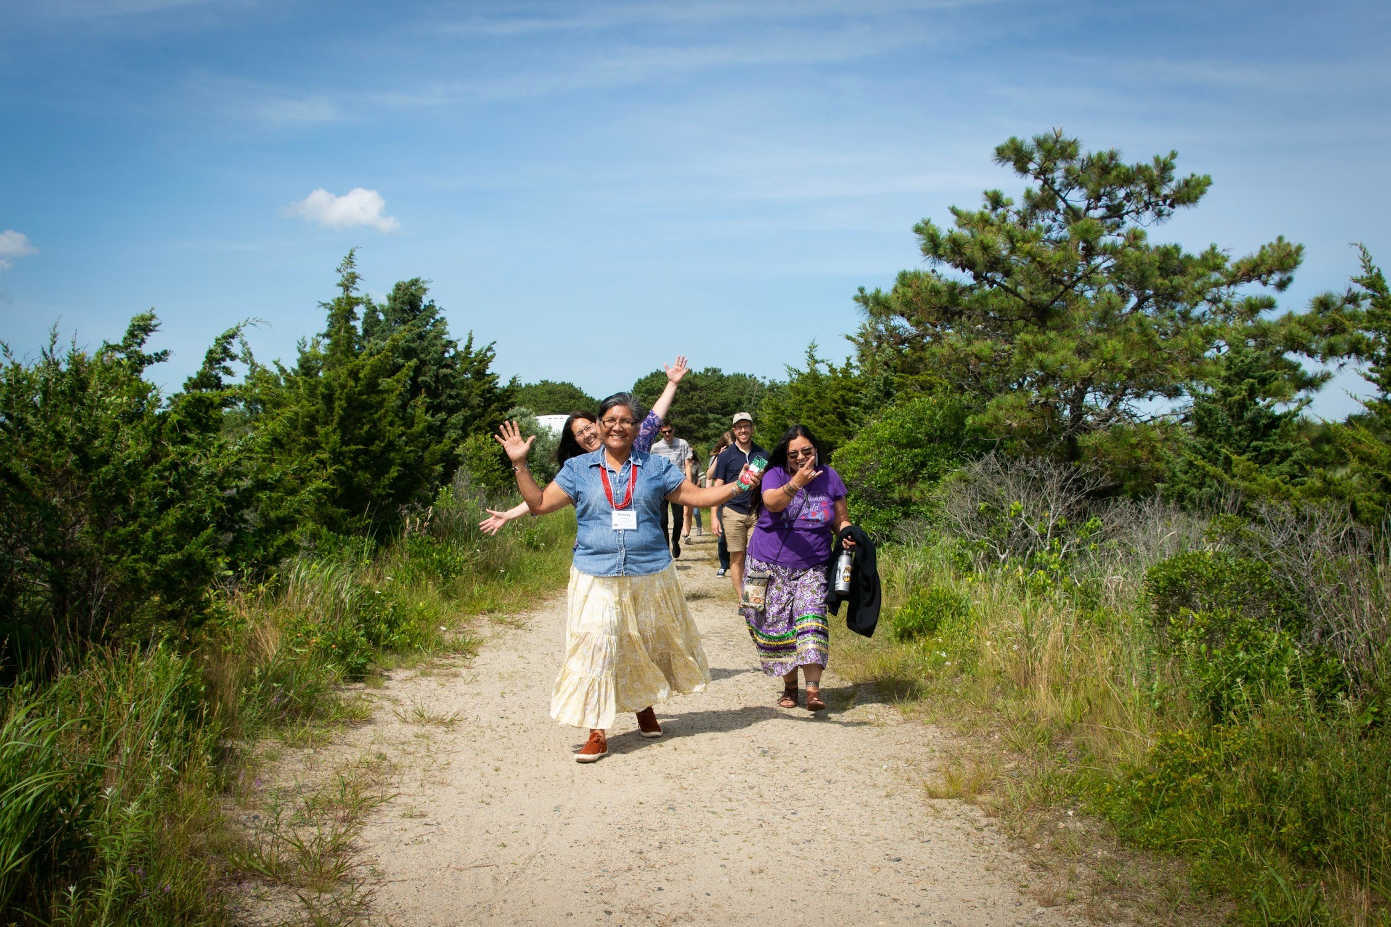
713,412,765,595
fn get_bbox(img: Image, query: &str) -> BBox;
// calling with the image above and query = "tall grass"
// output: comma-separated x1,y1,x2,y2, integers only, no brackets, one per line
1,479,575,925
0,645,226,925
835,480,1391,925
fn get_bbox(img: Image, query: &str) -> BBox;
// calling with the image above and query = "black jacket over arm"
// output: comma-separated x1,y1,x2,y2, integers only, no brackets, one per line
824,525,881,637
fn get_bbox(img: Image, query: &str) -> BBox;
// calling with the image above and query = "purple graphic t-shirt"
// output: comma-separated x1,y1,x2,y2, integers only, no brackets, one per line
746,465,847,570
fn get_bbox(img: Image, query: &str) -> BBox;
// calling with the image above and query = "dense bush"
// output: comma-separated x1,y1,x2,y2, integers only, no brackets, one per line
1101,703,1391,923
1168,607,1343,722
890,585,972,642
0,318,246,680
834,393,986,540
1144,549,1303,634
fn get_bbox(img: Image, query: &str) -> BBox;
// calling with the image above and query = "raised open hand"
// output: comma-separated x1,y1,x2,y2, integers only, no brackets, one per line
664,355,689,384
494,420,535,465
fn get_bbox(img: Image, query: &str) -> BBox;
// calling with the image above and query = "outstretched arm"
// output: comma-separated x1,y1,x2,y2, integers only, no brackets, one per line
479,500,530,535
667,463,762,508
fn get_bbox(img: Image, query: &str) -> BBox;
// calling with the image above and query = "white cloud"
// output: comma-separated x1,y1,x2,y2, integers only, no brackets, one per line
286,188,400,232
0,230,38,269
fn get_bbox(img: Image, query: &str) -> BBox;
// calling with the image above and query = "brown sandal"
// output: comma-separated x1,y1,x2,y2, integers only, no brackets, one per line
805,687,826,711
777,687,798,708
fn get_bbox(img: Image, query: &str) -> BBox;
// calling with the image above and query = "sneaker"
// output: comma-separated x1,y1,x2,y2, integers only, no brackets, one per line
575,730,608,763
635,707,662,738
715,568,726,576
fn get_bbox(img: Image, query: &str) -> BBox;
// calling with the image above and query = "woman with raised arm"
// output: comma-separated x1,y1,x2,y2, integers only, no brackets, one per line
479,356,689,535
495,394,763,763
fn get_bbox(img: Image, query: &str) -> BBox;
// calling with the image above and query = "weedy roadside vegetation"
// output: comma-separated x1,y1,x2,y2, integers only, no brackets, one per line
0,478,573,926
833,456,1391,927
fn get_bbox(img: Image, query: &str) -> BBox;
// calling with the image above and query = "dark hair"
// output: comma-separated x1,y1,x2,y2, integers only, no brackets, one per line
556,410,597,465
768,424,826,475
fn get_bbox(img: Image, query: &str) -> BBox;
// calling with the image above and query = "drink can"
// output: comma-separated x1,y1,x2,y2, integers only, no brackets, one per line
735,453,768,491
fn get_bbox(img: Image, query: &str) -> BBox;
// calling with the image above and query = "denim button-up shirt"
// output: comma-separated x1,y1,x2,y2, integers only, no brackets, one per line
555,447,686,576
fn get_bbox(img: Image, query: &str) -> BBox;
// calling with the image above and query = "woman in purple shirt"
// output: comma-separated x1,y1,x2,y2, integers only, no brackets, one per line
739,424,855,712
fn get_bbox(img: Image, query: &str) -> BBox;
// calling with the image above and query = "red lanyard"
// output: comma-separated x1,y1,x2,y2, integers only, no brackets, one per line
599,459,638,510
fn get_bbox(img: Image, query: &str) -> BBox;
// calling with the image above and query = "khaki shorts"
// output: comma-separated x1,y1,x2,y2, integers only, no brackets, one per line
720,508,759,553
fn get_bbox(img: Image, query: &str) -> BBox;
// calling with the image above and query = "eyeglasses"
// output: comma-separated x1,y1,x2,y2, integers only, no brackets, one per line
660,427,673,434
788,448,816,461
574,423,598,440
601,417,636,429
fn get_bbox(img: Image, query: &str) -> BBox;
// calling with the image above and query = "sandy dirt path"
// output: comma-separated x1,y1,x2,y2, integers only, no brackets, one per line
245,534,1114,926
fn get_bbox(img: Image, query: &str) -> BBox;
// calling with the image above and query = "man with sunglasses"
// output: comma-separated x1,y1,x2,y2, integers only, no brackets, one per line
650,420,694,558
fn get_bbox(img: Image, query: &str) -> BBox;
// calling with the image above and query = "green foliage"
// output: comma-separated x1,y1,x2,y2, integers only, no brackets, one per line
0,646,223,924
1144,548,1348,718
1100,704,1391,923
890,586,972,642
852,130,1312,461
513,379,596,415
458,430,514,497
1164,342,1316,508
833,392,987,539
1301,246,1391,525
755,344,877,455
1169,607,1342,723
243,252,512,537
1144,549,1303,634
0,317,252,679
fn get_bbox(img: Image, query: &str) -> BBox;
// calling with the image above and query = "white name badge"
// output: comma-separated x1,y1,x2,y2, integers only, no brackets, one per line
612,510,637,531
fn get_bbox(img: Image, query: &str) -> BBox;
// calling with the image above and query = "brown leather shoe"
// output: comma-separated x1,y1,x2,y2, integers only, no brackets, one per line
575,730,608,763
636,707,662,738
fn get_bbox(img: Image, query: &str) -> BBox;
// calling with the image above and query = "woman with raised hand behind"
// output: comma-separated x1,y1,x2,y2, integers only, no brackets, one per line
495,394,763,762
739,424,855,713
478,356,689,535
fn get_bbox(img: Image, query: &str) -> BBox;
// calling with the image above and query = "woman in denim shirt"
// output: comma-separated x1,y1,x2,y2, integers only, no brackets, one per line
479,355,689,535
496,394,763,763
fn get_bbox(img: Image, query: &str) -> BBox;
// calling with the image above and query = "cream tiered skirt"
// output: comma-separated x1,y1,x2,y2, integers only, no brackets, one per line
550,565,710,730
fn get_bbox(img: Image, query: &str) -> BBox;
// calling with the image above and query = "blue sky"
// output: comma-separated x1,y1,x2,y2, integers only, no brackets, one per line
2,0,1388,420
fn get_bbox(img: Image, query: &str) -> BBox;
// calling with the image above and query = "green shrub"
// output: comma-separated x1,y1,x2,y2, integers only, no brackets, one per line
833,393,986,540
0,318,247,680
1170,608,1342,722
458,430,514,497
1100,702,1391,922
890,586,972,642
1144,549,1303,633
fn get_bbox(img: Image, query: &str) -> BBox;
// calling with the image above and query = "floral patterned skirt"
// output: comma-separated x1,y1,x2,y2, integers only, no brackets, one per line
739,555,830,678
550,565,710,730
